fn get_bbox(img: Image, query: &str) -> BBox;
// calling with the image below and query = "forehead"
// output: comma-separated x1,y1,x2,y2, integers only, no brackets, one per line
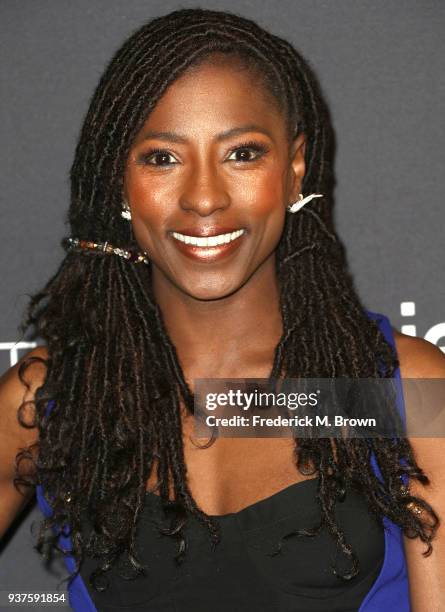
133,60,286,143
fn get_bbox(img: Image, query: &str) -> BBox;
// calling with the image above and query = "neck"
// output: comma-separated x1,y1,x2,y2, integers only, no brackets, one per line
151,255,283,378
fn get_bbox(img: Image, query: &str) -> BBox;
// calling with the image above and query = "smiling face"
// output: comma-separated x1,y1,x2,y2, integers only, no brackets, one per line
123,56,306,301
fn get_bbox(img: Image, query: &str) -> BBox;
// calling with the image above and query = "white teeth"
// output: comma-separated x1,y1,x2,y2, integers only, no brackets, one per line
171,229,245,247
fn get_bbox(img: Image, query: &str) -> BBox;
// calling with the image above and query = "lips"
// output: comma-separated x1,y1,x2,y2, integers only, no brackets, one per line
170,226,242,237
169,226,246,263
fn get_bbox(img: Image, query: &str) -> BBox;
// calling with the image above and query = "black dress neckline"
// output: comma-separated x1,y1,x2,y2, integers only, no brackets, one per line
144,476,320,521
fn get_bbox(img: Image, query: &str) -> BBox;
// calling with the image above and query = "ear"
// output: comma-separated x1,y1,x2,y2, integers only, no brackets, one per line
287,132,306,204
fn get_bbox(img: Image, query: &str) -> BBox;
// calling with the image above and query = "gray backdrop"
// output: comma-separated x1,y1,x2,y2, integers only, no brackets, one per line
1,0,444,607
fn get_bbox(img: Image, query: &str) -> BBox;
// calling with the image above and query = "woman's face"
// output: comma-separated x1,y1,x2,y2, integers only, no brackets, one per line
124,59,306,300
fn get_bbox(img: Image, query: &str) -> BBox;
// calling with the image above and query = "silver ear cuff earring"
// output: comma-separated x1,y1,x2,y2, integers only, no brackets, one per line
121,198,132,220
286,193,323,213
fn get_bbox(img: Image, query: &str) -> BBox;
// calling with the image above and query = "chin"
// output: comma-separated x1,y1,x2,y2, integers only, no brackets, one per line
178,278,245,302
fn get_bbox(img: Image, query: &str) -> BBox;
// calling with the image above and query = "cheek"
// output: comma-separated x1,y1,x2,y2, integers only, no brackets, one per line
125,168,172,226
125,166,156,207
244,172,287,247
242,167,286,217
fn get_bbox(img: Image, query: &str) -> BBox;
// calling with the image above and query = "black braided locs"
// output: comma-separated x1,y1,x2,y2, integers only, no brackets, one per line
15,7,438,594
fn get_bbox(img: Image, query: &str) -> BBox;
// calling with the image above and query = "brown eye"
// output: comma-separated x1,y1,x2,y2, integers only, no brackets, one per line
230,148,256,162
226,141,268,163
138,149,178,166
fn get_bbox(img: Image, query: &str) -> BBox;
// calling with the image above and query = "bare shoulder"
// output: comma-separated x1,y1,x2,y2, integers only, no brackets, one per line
392,329,445,519
0,346,48,456
393,328,445,378
392,328,445,480
392,332,445,605
0,345,49,440
0,346,49,538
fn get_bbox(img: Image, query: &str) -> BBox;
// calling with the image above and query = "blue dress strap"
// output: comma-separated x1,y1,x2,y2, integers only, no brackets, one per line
358,310,410,611
35,399,97,611
365,310,407,430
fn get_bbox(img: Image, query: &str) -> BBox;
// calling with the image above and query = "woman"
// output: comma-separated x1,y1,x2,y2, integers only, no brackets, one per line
1,7,444,611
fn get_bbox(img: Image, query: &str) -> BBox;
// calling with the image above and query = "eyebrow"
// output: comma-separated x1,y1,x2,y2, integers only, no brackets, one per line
140,124,274,144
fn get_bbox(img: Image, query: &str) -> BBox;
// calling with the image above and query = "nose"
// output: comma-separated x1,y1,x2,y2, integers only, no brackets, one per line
179,161,230,216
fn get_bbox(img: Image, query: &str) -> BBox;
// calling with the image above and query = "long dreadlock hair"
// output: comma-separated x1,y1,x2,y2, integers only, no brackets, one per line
15,7,438,592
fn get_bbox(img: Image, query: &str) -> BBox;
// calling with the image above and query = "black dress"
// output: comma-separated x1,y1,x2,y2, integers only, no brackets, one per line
78,478,384,611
